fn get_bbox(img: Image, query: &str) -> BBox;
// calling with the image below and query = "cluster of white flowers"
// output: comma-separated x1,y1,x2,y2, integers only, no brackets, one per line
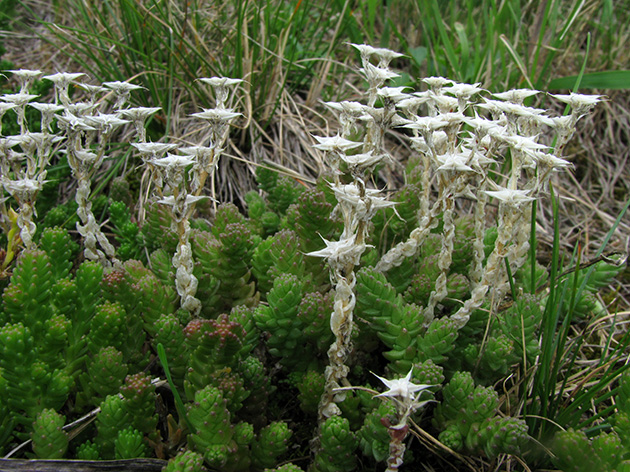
0,69,242,318
343,64,601,329
306,42,603,471
309,44,603,429
310,44,407,421
131,76,242,316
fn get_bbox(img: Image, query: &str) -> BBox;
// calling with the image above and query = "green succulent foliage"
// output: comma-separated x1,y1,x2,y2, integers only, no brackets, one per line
297,290,334,351
553,429,627,472
31,408,69,459
192,223,257,313
416,317,459,366
149,248,176,287
413,359,445,386
184,314,247,399
498,293,542,365
616,371,630,414
77,346,128,408
162,450,205,472
370,183,422,249
211,203,247,237
0,322,71,423
576,257,626,293
312,416,358,472
468,416,529,459
102,260,176,338
252,229,307,296
114,427,148,459
108,200,145,261
434,371,528,458
227,305,260,358
614,411,630,447
38,227,79,281
285,187,341,253
152,314,189,388
120,372,158,437
338,390,365,431
76,440,101,460
515,257,549,293
231,421,255,471
187,385,236,469
462,333,516,382
141,201,178,253
358,401,397,463
208,368,250,413
96,394,133,459
355,267,426,374
245,190,280,237
255,166,303,216
0,371,13,454
264,463,305,472
251,421,293,470
296,370,325,415
254,273,324,370
239,356,273,430
86,301,128,356
108,175,135,206
40,198,79,231
1,249,54,337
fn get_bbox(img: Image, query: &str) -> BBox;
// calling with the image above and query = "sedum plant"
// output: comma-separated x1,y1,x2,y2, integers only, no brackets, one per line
0,45,622,472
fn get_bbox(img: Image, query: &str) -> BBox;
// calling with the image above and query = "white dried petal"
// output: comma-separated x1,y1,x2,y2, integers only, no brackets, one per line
84,112,130,133
422,76,453,89
43,72,86,85
443,82,484,98
435,152,474,172
377,86,410,102
29,102,64,114
157,194,207,206
339,151,383,169
359,63,400,82
373,368,432,401
493,89,540,103
1,92,38,105
191,108,241,122
3,178,42,194
131,142,179,155
103,81,145,92
152,153,195,169
198,77,243,87
120,107,161,121
402,115,448,132
324,100,365,115
485,188,535,205
550,92,604,110
312,134,362,152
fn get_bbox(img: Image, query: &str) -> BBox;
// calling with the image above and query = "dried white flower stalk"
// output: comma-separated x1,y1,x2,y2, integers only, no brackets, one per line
1,178,42,249
450,188,535,327
154,151,204,316
43,72,85,106
102,81,144,110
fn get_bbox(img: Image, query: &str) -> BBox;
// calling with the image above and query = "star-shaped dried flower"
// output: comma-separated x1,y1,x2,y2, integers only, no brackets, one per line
492,89,540,104
191,108,241,123
198,77,243,88
485,188,535,206
312,134,362,153
373,368,433,402
422,76,453,90
131,142,179,157
550,92,604,113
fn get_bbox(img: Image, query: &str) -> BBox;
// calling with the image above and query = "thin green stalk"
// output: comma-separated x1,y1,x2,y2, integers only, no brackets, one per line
157,343,194,434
